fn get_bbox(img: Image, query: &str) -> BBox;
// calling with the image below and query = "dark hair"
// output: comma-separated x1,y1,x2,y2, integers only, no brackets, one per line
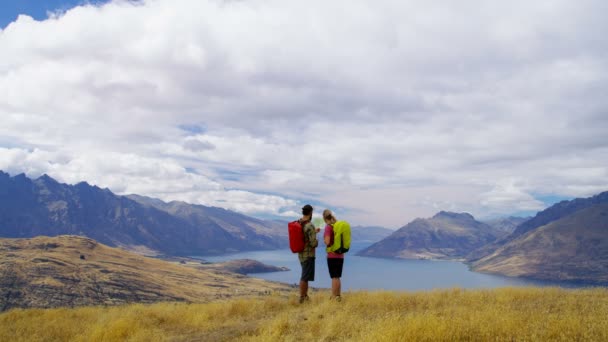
302,204,313,216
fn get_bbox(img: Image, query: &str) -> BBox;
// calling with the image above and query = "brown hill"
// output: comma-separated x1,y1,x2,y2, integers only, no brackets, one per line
470,203,608,284
468,191,608,262
0,235,290,312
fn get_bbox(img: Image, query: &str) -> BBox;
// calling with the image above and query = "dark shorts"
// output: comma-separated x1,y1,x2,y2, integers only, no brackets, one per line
327,258,344,278
300,257,315,282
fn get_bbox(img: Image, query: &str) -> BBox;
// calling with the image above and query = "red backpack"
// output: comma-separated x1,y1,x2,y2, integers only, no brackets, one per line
288,221,306,253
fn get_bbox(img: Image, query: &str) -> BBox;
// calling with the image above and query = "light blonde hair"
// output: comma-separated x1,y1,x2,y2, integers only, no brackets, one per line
323,209,337,224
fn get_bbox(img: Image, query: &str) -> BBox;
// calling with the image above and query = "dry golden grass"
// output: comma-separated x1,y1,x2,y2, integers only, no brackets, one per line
2,287,607,341
0,236,290,310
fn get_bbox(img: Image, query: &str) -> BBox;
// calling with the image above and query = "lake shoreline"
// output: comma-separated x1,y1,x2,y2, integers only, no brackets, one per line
193,242,600,291
194,247,606,288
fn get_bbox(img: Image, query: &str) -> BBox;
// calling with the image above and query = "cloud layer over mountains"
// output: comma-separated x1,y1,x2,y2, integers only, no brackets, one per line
1,0,607,226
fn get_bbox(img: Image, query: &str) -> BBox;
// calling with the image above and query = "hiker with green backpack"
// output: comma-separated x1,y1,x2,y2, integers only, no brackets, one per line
322,209,351,302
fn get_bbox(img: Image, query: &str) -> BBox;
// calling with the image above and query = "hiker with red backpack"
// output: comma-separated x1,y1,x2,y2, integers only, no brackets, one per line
289,204,319,304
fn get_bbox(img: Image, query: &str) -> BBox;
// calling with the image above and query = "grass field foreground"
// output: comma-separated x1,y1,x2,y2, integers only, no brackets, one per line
1,287,608,341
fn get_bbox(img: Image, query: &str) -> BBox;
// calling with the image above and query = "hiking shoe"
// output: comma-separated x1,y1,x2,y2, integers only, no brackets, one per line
299,296,310,304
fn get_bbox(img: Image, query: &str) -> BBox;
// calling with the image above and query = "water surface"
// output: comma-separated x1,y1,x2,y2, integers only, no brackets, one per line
197,242,592,291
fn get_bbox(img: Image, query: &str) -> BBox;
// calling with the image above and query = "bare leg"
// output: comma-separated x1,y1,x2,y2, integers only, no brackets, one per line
332,278,341,297
300,280,308,298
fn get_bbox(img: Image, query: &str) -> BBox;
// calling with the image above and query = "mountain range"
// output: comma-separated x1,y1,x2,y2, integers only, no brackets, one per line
468,191,608,262
350,225,393,243
482,216,529,234
468,194,608,284
126,194,287,251
2,170,606,284
0,171,286,256
358,191,608,284
357,211,504,260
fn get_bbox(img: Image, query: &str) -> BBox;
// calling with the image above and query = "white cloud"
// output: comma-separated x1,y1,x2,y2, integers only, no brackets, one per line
1,0,607,226
479,179,546,216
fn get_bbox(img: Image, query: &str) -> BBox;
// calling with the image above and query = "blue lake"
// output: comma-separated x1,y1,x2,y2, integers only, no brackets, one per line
197,242,592,291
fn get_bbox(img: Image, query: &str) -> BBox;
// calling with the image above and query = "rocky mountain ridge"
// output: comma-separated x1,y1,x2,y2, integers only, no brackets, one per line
470,202,608,284
468,190,608,262
0,171,285,256
482,216,530,234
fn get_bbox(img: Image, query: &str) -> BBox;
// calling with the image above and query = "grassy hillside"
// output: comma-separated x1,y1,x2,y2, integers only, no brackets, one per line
2,287,607,341
0,236,290,311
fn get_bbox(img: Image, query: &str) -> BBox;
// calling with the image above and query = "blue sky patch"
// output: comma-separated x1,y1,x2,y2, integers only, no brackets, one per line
178,124,207,135
217,169,249,182
534,194,573,207
503,193,576,219
0,0,111,28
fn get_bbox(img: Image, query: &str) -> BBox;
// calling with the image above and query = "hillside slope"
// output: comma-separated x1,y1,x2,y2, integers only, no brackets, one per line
127,194,287,249
0,236,289,311
482,216,529,234
469,191,608,262
358,212,502,260
470,203,608,284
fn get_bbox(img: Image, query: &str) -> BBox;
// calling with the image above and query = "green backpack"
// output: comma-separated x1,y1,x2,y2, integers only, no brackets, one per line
327,221,351,254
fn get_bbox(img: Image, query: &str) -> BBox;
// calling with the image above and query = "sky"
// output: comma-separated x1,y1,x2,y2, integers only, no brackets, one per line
1,0,607,228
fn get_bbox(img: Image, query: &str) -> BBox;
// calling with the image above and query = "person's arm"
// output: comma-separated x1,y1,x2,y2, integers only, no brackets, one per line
324,225,332,246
